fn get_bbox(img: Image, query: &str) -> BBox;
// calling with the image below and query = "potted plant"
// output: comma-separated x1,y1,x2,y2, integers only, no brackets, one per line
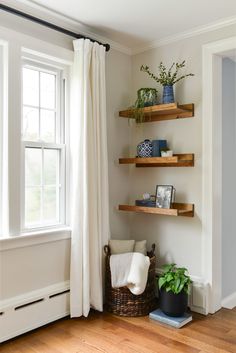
131,87,158,123
140,61,194,104
158,263,192,317
136,88,158,107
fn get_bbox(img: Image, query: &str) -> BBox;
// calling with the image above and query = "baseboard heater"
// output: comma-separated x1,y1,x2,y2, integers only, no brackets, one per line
0,282,70,342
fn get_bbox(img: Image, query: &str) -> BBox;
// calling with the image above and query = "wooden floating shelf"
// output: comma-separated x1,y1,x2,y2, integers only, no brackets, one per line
119,154,194,167
119,103,194,122
119,203,194,217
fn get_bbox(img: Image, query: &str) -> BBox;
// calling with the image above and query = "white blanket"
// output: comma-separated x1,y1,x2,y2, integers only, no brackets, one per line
110,252,150,295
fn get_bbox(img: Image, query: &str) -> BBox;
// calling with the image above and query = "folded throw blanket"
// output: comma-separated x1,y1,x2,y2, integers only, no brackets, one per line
110,252,150,295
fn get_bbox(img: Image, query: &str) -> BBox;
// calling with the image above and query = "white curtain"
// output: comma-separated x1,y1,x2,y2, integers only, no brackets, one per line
70,39,110,317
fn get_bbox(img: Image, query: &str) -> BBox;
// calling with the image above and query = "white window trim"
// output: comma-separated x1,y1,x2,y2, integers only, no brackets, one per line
21,60,67,232
0,227,71,251
0,32,72,240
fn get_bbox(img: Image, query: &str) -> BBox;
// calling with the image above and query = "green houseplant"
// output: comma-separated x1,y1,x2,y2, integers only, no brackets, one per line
140,61,194,104
158,263,192,317
131,87,158,123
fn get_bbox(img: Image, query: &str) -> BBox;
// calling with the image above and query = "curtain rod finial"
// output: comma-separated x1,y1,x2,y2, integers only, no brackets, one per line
105,44,110,52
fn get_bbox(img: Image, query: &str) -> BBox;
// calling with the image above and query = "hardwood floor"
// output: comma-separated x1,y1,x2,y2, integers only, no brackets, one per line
1,308,236,353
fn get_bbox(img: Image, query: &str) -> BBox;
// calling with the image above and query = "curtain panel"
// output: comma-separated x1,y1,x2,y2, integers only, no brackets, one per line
70,39,110,317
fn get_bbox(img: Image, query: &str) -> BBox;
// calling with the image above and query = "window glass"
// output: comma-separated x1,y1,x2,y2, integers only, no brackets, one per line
25,147,60,227
40,71,56,109
23,68,39,106
22,67,57,143
22,63,64,230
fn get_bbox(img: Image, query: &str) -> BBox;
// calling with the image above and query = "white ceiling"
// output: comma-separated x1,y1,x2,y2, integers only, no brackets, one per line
7,0,236,52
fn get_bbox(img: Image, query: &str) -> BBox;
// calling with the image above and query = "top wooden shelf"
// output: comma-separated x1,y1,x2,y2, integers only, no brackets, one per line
119,103,194,122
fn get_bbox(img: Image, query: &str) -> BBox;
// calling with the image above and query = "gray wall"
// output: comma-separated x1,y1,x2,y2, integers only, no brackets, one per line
222,58,236,299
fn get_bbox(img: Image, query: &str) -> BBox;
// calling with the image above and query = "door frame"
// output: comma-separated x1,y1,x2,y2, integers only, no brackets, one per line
202,36,236,314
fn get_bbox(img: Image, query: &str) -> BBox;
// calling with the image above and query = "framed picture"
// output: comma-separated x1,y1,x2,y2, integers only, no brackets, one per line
155,185,174,209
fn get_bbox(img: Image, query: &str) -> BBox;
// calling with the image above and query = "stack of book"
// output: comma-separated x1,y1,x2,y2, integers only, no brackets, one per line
149,309,192,328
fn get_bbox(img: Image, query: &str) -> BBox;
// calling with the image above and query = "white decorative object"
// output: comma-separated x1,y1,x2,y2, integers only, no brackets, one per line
161,150,173,157
143,192,151,200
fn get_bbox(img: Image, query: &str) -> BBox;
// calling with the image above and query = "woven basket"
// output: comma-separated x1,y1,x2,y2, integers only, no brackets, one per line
104,243,157,316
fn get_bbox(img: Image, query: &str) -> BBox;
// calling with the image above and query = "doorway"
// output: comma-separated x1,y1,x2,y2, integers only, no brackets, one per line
221,56,236,309
202,37,236,314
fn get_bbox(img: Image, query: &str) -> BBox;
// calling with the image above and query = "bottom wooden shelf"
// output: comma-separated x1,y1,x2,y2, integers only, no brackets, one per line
118,203,194,217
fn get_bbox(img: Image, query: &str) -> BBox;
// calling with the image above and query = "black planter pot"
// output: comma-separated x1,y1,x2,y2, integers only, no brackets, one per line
159,288,188,317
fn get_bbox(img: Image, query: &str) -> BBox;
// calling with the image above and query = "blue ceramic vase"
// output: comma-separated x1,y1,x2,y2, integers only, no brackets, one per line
137,139,153,158
163,85,174,104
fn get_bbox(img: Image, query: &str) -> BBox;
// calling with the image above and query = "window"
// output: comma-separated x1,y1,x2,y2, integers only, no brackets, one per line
22,62,65,230
0,42,8,236
0,45,4,234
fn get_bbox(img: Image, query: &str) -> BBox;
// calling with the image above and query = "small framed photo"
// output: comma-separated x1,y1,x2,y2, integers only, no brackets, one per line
155,185,174,209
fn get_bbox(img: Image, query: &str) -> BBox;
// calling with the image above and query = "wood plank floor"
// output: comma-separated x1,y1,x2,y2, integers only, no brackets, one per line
0,308,236,353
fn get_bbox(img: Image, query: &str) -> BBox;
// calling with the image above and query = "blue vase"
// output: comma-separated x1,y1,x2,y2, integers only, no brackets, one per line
163,85,174,104
137,139,153,158
152,140,167,157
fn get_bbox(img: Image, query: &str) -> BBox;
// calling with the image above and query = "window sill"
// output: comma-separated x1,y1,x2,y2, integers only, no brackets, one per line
0,227,71,251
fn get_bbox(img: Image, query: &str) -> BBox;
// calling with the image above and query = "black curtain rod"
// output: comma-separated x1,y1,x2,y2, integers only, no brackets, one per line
0,4,110,51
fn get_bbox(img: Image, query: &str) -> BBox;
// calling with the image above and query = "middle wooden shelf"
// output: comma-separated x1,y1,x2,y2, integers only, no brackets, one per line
119,153,194,167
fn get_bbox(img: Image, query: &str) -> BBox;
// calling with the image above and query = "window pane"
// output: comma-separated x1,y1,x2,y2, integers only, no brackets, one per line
43,186,58,223
25,187,41,225
40,72,56,109
23,107,39,141
44,149,58,185
40,109,55,142
22,63,63,229
23,68,39,106
25,148,42,186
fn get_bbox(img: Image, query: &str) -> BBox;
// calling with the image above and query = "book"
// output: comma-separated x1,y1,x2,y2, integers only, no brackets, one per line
149,309,192,328
135,200,156,207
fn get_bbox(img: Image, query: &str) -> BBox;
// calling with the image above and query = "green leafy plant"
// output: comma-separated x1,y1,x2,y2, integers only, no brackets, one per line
131,88,158,123
158,263,192,295
140,61,194,86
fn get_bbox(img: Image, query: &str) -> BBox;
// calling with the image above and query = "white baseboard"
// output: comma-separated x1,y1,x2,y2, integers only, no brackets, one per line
0,281,70,342
221,291,236,309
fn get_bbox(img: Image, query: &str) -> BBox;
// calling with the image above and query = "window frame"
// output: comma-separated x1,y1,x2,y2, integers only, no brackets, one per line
0,40,8,237
21,60,66,232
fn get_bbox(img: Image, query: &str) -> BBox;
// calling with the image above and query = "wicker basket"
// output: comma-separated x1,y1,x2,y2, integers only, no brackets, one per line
104,243,157,316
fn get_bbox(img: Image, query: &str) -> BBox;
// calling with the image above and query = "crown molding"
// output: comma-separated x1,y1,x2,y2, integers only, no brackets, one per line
3,0,132,55
3,1,236,56
131,16,236,55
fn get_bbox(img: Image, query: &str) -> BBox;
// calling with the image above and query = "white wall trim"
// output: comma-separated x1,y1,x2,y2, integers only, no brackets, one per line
202,35,236,314
22,47,73,66
0,24,74,64
0,280,70,310
0,281,70,342
6,0,236,56
1,312,70,343
3,0,132,55
132,16,236,54
221,292,236,309
0,227,71,251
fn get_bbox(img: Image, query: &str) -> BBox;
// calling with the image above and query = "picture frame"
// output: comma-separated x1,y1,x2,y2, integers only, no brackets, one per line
155,185,174,209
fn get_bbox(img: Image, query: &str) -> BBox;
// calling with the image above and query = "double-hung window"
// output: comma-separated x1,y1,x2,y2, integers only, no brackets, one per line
22,62,65,230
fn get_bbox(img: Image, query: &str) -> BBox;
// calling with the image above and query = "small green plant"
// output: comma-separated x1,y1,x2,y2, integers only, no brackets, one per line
140,61,194,86
131,88,158,123
158,263,192,295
